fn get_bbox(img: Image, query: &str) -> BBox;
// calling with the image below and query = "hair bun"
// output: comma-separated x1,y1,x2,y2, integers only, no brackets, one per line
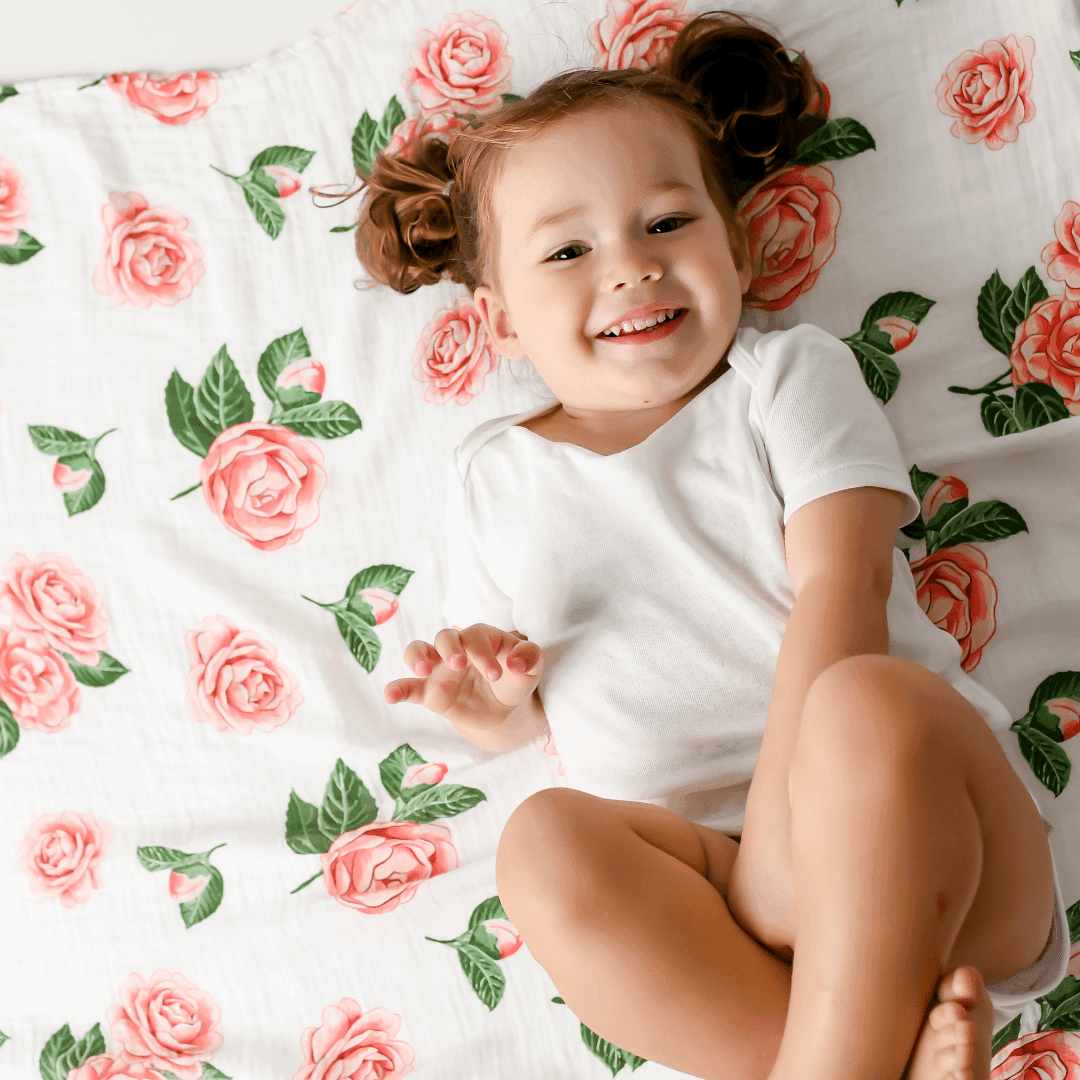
663,11,824,188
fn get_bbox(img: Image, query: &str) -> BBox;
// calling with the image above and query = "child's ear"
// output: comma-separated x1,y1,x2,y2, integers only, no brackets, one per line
473,286,527,360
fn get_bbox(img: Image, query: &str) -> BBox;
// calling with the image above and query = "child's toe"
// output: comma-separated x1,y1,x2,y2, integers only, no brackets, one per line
929,1000,967,1030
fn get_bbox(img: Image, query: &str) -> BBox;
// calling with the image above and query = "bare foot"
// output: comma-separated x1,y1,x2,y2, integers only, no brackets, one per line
904,966,994,1080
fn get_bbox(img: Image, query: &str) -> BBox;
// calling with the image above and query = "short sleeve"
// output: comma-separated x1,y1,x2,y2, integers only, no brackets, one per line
440,451,516,632
753,324,920,528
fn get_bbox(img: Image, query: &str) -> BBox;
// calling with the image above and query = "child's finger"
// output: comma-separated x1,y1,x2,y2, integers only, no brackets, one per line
384,678,425,704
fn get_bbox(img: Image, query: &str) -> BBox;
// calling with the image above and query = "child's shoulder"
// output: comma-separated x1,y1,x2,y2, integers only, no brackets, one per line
449,399,556,483
727,321,848,388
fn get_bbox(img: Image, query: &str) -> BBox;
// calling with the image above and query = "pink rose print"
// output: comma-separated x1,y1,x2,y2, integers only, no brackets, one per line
736,164,841,312
587,0,691,71
1010,295,1080,415
319,820,459,914
935,35,1036,151
401,761,447,788
294,997,416,1080
0,626,82,732
1042,201,1080,301
384,109,461,160
278,358,326,396
412,293,499,405
53,460,93,492
69,1052,169,1080
199,422,328,550
909,543,997,672
877,316,918,352
106,969,223,1080
0,154,30,245
542,731,566,776
1045,698,1080,740
482,918,523,958
922,475,968,524
106,71,219,125
991,1028,1080,1080
19,809,114,907
169,869,210,902
360,588,399,626
0,550,109,665
402,10,513,116
265,165,303,199
92,190,205,309
184,614,302,734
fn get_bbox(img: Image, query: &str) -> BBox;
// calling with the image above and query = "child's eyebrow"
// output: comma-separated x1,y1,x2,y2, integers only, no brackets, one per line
526,179,699,242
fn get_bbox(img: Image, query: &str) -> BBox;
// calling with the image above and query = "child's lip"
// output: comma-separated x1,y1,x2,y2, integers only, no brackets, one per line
596,307,688,343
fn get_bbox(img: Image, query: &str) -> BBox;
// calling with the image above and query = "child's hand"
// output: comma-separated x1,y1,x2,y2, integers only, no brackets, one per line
383,623,544,729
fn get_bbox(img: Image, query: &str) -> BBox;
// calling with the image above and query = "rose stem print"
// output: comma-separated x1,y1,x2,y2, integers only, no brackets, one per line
349,10,1063,1080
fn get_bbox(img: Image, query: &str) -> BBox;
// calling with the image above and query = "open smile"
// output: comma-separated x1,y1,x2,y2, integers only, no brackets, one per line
597,307,687,344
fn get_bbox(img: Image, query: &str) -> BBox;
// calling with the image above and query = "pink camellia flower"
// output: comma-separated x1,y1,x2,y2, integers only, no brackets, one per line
0,550,109,666
402,10,513,116
168,869,210,902
1009,295,1080,415
481,918,523,958
106,970,223,1080
319,819,459,914
922,475,969,525
737,164,841,312
359,588,398,626
53,460,92,492
384,108,461,161
184,614,302,734
588,0,691,71
935,35,1036,151
990,1028,1080,1080
1045,698,1080,741
106,71,219,126
1042,201,1080,301
401,761,447,788
199,422,328,551
876,316,918,352
909,543,997,673
69,1053,169,1080
19,809,114,907
264,165,303,199
293,997,416,1080
277,358,326,396
92,190,205,309
0,154,30,245
0,626,82,732
412,293,500,405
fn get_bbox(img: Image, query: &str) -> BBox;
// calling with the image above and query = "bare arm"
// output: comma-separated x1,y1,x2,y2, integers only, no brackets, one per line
451,686,549,753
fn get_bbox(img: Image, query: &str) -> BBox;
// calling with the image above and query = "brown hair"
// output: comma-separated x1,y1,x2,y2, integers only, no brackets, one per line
322,9,825,298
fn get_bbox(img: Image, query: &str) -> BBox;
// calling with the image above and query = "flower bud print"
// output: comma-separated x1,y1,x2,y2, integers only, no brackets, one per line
481,918,523,959
359,587,399,625
921,475,968,525
401,761,448,788
168,869,210,902
1045,699,1079,740
264,165,303,199
0,154,30,245
274,358,325,412
876,316,918,352
53,460,92,492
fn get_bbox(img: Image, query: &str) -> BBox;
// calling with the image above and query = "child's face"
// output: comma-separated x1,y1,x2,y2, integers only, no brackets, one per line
473,98,752,428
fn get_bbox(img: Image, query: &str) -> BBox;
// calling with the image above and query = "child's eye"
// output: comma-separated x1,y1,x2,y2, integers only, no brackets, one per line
548,243,588,262
546,216,693,262
649,215,692,233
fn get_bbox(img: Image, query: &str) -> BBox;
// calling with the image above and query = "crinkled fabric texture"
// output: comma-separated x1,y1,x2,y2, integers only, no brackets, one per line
1,0,1078,1077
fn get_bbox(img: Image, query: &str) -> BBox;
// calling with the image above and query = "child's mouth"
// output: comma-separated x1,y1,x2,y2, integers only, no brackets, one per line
597,308,687,344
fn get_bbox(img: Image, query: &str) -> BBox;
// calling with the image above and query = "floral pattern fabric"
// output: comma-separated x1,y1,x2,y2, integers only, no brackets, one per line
1,0,1079,1077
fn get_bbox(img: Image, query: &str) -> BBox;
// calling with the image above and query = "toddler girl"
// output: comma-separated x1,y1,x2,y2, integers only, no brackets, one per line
353,11,1068,1080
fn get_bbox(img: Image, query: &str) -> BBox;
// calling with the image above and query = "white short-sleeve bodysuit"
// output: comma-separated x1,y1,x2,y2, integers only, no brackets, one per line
441,322,1013,836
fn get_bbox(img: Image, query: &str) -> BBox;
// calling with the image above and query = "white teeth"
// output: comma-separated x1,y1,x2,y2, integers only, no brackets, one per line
601,308,682,337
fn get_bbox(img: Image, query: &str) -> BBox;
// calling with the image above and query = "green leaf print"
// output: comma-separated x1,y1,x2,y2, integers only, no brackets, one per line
977,271,1017,356
274,400,361,439
318,758,377,839
907,465,939,506
455,942,506,1011
0,230,43,264
1000,266,1049,339
57,453,106,516
62,650,130,687
991,1014,1022,1057
352,96,406,174
179,865,224,928
0,85,17,103
165,370,217,456
790,117,876,165
240,178,287,239
929,499,1028,550
163,1067,232,1080
1023,669,1080,725
859,292,936,337
345,564,414,603
1071,49,1080,72
285,790,332,854
334,610,382,672
27,426,94,455
39,1022,105,1080
0,700,19,759
980,394,1020,437
843,336,900,404
1011,723,1071,798
579,1019,648,1076
257,327,313,405
249,144,316,173
1012,382,1070,430
137,845,198,872
211,145,314,239
379,744,428,802
195,345,255,435
397,782,487,824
